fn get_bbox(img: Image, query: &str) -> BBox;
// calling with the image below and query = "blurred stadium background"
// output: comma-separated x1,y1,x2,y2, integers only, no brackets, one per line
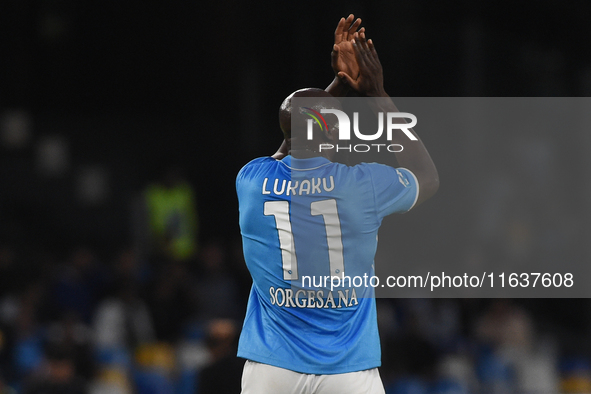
2,1,591,393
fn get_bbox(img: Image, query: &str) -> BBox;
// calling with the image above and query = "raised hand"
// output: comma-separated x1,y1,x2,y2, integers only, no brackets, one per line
331,14,365,81
337,32,386,97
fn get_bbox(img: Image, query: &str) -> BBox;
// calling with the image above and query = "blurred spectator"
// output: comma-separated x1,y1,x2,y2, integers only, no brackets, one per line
561,358,591,393
149,263,198,342
142,167,199,262
476,348,514,394
133,343,176,394
197,319,243,394
49,247,108,324
400,299,462,352
22,346,86,394
93,280,155,355
112,248,148,287
195,241,240,320
474,300,559,393
46,312,94,380
88,368,133,394
435,354,477,393
13,283,46,379
475,300,533,351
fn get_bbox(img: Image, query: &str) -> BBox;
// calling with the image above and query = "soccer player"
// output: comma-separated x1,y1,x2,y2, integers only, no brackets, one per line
236,18,439,394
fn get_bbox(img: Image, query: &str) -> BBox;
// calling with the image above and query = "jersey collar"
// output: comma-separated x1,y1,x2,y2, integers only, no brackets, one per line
281,155,332,171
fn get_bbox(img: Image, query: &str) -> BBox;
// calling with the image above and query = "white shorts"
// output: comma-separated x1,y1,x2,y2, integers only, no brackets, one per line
241,360,386,394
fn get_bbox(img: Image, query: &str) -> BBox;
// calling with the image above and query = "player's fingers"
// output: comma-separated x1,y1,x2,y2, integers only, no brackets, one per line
331,44,339,62
343,14,354,34
367,39,381,64
349,17,362,32
334,17,346,43
361,35,375,65
352,36,368,70
358,31,369,50
363,38,381,68
346,18,362,40
354,33,371,63
338,72,357,89
351,26,365,42
360,38,378,73
359,31,370,52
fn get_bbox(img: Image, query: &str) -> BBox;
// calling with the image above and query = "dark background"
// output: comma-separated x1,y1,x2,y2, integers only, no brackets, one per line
3,0,591,250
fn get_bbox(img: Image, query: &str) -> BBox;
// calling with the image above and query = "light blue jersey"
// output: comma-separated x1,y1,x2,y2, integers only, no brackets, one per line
236,155,418,374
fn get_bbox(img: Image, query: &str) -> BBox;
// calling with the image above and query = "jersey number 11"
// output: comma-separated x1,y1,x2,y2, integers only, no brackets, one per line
264,199,345,281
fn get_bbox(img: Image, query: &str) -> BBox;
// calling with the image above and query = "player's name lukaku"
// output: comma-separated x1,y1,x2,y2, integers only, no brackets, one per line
262,176,335,196
269,286,359,309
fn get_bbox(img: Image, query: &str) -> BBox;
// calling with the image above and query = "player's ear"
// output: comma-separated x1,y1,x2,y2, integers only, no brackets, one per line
325,122,338,142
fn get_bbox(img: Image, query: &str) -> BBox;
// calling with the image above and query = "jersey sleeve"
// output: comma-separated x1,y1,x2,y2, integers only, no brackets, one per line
236,157,275,187
366,164,419,217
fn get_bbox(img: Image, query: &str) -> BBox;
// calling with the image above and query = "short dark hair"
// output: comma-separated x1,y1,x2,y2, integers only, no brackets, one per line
279,88,340,140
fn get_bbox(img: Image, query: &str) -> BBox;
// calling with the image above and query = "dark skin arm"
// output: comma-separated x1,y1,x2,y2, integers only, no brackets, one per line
273,15,365,160
338,32,439,206
326,14,364,98
271,139,289,160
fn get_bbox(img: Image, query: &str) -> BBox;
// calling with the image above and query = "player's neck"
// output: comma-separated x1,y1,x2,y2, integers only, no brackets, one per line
289,149,334,162
289,148,320,158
